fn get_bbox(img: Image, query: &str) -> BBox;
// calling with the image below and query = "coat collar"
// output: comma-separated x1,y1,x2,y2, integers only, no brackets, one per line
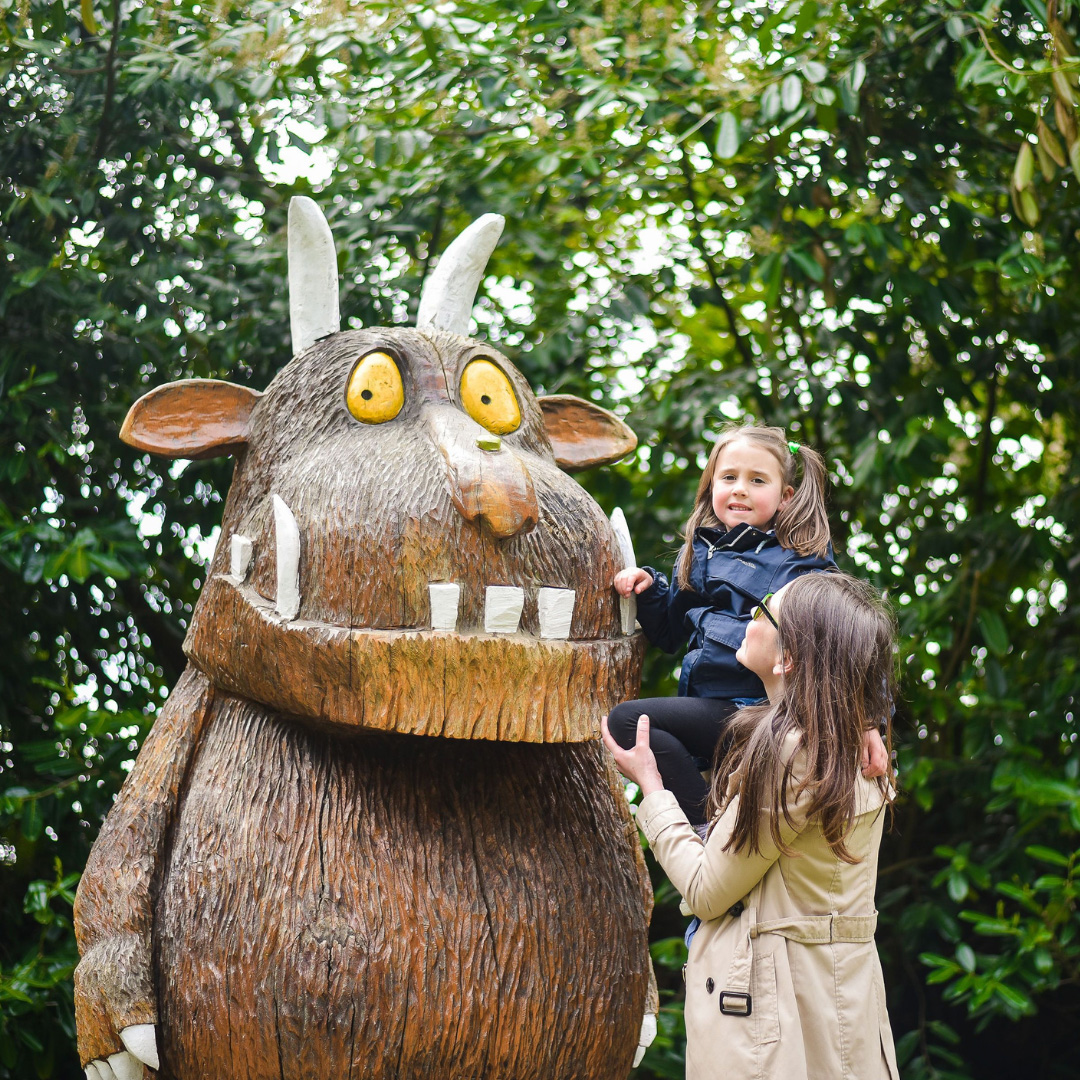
695,522,776,554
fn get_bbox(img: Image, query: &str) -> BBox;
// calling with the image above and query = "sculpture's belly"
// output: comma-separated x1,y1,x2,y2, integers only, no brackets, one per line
155,695,649,1080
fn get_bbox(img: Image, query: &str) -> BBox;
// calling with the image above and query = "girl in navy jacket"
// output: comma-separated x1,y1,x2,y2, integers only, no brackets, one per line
609,424,886,828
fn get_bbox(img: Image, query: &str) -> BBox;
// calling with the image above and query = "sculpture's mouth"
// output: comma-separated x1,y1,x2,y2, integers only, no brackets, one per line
227,493,599,642
229,494,582,639
184,496,645,744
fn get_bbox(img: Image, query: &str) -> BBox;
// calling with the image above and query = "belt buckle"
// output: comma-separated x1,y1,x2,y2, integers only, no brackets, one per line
718,990,752,1016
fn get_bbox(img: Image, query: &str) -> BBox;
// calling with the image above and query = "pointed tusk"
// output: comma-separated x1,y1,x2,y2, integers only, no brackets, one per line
288,196,342,354
271,495,301,620
609,506,636,567
416,214,505,336
610,507,638,636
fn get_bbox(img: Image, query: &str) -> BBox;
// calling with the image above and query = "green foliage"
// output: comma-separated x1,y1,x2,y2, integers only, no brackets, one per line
3,0,1080,1077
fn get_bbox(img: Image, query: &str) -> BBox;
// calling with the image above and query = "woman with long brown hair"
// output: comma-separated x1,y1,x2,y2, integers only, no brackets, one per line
603,572,900,1080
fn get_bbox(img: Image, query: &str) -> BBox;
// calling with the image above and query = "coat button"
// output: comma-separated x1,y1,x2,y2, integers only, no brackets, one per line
705,978,715,994
728,901,744,917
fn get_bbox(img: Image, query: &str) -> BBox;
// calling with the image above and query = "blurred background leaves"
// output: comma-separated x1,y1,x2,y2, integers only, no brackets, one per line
2,0,1079,1075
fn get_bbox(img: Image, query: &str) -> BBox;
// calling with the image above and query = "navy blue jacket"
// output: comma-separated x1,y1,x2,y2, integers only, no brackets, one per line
636,523,836,701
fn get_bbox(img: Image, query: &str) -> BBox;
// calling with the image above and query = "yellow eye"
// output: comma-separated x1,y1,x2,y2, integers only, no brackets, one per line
346,351,404,424
460,359,520,435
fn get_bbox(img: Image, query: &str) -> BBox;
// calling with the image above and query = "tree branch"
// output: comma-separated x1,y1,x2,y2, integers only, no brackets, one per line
92,0,124,163
677,154,755,369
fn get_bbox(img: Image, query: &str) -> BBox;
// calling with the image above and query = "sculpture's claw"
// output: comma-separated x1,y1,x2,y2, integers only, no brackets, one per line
633,1012,658,1068
110,1049,147,1080
120,1024,160,1070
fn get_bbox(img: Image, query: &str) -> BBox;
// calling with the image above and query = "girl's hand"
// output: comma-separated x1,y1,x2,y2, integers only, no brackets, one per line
601,714,664,796
861,728,888,778
614,567,654,597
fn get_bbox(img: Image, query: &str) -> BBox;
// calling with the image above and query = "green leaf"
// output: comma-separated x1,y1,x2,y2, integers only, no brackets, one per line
838,72,860,115
80,0,99,35
372,133,391,167
788,247,824,282
650,936,689,969
287,129,312,154
995,983,1035,1013
21,799,42,843
1025,845,1073,867
977,610,1009,656
781,74,803,112
715,112,739,159
250,71,275,99
759,82,781,122
947,871,969,903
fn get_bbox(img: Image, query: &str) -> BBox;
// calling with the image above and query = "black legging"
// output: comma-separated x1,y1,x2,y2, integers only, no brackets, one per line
607,696,739,828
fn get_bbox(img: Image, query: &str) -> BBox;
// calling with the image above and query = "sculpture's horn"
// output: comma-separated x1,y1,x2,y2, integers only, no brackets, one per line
416,213,505,336
288,196,341,354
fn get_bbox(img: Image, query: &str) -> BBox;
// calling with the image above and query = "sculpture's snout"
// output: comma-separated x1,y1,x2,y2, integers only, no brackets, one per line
424,406,538,539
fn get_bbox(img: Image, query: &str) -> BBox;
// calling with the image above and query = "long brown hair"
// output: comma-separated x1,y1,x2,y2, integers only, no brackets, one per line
676,424,831,590
706,572,896,862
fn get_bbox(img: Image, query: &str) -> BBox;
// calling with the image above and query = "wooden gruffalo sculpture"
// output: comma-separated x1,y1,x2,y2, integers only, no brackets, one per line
73,200,657,1080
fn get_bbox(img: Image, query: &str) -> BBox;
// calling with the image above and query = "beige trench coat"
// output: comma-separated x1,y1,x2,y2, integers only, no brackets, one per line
637,734,899,1080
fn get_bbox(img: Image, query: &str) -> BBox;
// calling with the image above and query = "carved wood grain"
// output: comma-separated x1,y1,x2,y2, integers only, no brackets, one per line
185,575,644,742
155,697,650,1079
537,395,638,471
89,323,654,1078
73,668,215,1065
120,380,261,460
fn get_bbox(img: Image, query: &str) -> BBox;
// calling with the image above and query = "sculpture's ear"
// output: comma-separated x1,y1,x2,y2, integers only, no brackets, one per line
537,395,638,472
120,379,262,460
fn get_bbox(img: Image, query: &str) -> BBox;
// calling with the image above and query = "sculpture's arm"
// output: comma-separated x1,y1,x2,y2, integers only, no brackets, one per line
600,747,659,1068
74,667,215,1073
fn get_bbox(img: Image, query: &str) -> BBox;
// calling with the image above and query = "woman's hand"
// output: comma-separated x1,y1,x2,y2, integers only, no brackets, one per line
601,714,665,796
861,728,888,778
614,567,654,597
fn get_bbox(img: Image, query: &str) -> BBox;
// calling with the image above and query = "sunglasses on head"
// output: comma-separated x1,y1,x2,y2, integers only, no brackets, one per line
751,593,779,630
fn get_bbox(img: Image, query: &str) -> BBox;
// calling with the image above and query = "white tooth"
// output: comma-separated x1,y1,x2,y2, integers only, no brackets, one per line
230,533,253,580
610,506,638,636
271,494,301,620
538,587,575,639
429,582,460,631
484,585,524,634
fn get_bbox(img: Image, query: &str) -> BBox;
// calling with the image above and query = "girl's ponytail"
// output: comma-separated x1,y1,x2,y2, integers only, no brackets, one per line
774,444,831,559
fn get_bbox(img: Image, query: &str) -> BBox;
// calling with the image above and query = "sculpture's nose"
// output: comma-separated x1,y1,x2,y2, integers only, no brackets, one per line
423,406,538,539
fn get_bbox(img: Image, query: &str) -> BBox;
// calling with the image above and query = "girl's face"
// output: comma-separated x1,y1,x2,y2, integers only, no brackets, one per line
710,438,794,531
736,584,790,698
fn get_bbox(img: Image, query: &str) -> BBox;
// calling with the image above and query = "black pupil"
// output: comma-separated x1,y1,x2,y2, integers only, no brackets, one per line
361,389,373,400
481,394,491,405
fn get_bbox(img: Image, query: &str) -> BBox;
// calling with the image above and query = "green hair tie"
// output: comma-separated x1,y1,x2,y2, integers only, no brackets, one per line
788,441,800,456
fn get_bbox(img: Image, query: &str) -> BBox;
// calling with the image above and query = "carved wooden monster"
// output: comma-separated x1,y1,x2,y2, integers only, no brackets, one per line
73,200,656,1080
